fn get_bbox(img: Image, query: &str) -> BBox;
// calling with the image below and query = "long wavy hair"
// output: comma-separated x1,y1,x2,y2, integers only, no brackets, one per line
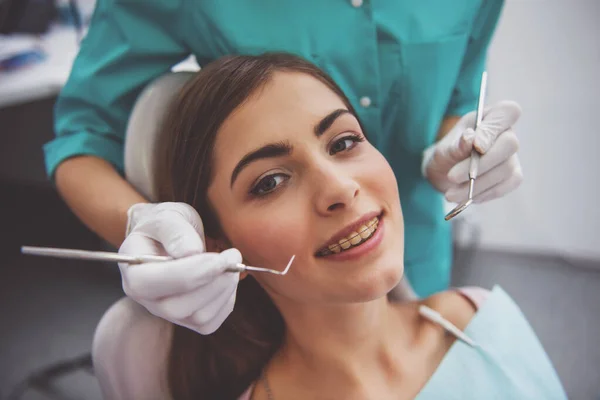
155,53,360,399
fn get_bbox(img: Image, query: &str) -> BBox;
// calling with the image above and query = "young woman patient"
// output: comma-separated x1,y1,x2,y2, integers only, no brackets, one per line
93,54,566,399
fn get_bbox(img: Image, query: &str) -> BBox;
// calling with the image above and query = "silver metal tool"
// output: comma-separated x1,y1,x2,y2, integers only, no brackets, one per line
21,246,295,276
445,71,488,221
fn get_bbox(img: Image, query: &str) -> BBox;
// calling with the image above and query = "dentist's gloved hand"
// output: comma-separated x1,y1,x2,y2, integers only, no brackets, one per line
119,202,242,335
422,101,523,203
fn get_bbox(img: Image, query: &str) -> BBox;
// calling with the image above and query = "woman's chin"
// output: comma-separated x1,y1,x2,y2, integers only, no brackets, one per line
348,264,405,302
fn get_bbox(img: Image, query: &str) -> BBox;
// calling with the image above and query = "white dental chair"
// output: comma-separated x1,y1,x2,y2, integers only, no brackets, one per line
124,71,196,201
3,73,198,400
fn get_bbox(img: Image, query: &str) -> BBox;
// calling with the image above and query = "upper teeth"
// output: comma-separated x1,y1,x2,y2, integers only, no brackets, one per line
327,217,379,254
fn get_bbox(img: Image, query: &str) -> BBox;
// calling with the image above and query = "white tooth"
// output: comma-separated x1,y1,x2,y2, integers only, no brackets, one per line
349,233,362,245
328,244,342,254
339,239,351,250
359,225,371,239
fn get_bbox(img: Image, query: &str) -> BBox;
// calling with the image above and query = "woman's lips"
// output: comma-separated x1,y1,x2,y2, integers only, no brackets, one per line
315,211,382,254
316,214,385,262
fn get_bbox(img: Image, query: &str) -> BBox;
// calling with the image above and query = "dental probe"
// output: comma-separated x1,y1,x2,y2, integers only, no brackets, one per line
21,246,295,276
445,71,488,221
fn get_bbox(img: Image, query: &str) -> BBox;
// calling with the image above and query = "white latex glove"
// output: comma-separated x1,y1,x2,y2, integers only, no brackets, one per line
119,202,242,335
422,101,523,203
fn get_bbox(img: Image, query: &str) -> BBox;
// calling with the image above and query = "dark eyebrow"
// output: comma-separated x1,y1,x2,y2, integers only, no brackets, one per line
314,109,351,137
230,141,292,188
229,109,350,188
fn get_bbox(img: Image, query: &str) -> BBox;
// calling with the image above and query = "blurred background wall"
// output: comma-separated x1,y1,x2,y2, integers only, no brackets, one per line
455,0,600,264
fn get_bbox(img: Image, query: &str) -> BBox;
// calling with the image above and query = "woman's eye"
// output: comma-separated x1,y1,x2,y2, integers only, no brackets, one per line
329,135,364,155
250,174,288,196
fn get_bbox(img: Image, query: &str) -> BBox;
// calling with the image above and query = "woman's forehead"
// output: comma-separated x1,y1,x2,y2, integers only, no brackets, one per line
215,72,347,154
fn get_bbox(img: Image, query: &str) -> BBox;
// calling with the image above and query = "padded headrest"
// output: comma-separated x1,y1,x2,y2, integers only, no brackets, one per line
124,72,195,201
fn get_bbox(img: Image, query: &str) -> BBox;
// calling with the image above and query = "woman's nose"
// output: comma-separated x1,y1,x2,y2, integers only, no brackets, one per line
313,164,360,214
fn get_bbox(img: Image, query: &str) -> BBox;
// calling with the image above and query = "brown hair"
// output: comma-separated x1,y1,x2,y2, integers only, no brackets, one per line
156,53,359,399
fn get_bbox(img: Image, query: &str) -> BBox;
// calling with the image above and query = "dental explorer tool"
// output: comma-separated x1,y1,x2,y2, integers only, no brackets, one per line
20,246,295,276
445,71,488,221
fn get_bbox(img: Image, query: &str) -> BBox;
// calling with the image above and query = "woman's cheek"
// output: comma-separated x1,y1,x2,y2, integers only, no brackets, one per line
226,212,309,268
370,151,399,198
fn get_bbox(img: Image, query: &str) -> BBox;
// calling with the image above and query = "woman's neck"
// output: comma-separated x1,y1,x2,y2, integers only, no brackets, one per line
268,297,419,397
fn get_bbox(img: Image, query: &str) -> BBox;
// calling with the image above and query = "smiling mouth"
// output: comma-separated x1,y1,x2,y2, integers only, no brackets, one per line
315,215,381,257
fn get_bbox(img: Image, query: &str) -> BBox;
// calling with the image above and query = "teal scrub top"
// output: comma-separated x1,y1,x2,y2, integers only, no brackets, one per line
44,0,504,297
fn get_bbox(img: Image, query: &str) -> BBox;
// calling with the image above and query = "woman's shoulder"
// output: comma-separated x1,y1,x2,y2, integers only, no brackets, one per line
92,297,174,400
419,286,490,332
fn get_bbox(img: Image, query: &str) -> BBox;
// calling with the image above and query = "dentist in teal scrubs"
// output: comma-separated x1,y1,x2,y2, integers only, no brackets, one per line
45,0,523,333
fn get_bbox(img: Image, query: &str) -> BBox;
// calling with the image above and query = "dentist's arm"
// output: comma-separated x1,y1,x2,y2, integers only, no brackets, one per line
45,0,191,246
48,0,242,335
55,156,146,248
436,116,462,141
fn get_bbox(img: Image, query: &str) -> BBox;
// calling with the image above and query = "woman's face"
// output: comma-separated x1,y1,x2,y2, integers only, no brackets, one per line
207,71,404,304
